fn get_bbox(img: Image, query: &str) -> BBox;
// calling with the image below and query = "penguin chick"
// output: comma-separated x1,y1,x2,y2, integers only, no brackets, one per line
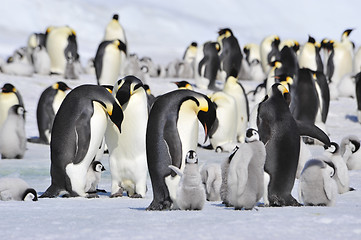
340,135,361,170
323,142,352,193
220,146,239,207
200,163,222,201
0,178,38,201
0,105,26,159
227,128,266,210
298,158,338,206
85,161,106,194
168,150,206,210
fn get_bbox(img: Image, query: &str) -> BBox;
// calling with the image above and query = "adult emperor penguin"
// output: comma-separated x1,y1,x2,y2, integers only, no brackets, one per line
0,105,26,159
0,83,23,129
105,76,148,198
45,26,78,76
85,161,106,194
104,14,127,45
200,163,222,201
29,82,71,144
40,85,124,198
243,43,266,81
194,41,221,90
94,39,127,86
257,83,331,206
260,35,281,74
340,135,361,170
183,42,198,66
146,89,216,210
217,28,243,79
169,150,206,210
223,75,249,143
298,158,338,206
298,36,323,72
227,128,266,210
0,178,37,201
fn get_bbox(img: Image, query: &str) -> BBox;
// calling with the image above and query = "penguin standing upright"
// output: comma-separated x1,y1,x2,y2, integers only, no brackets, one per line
0,105,26,159
298,36,323,72
0,178,37,201
146,89,216,210
105,76,148,198
104,14,127,46
243,43,266,81
84,161,106,194
194,41,221,90
94,39,127,86
183,42,198,65
40,85,124,198
217,28,243,79
45,26,78,77
223,76,249,143
257,83,331,206
29,82,71,144
0,83,23,130
260,35,280,74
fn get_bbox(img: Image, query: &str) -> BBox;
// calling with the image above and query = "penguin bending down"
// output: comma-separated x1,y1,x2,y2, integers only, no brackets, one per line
168,150,206,210
105,76,148,198
0,83,24,129
29,82,71,144
0,105,26,159
298,158,338,206
340,135,361,170
85,161,106,194
0,178,38,201
146,89,216,210
200,163,222,201
94,39,127,86
257,83,331,206
40,85,124,198
227,128,266,210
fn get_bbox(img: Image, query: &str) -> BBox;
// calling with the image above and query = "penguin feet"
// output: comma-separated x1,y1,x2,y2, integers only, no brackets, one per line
146,199,172,211
110,187,125,198
86,193,99,198
129,193,143,198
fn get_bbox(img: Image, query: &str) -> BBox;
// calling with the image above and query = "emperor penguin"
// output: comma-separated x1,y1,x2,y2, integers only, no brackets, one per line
1,48,34,77
182,42,198,65
0,105,26,159
220,146,239,207
223,76,249,143
208,91,238,152
227,128,266,210
85,161,106,194
355,72,361,123
0,83,24,129
200,163,222,201
174,80,193,90
40,85,124,198
279,45,299,81
0,178,38,201
260,35,281,74
298,36,323,72
169,150,206,210
298,158,338,206
32,45,51,75
146,89,216,210
340,135,361,170
94,39,127,86
217,28,243,79
105,76,148,198
323,142,352,194
194,41,221,90
45,26,78,76
243,43,266,81
257,83,331,206
29,82,71,144
104,14,127,46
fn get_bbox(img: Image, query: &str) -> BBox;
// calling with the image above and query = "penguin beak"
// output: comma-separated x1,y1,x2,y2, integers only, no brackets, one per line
101,166,106,171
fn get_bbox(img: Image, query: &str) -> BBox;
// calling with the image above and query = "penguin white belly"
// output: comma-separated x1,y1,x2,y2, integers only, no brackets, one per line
332,47,353,84
47,33,68,74
52,91,66,114
65,102,108,197
104,24,126,43
0,94,20,128
98,48,121,86
0,115,26,158
33,48,51,75
299,46,317,71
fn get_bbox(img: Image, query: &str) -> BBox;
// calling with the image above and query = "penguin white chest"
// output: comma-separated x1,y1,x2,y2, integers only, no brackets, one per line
0,93,19,127
52,90,66,114
99,46,121,86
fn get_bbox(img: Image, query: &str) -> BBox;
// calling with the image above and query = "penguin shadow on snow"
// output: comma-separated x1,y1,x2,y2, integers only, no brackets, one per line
345,114,358,123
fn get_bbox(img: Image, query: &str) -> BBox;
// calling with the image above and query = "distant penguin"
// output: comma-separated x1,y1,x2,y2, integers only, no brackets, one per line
265,61,283,92
217,28,243,79
340,135,361,170
324,142,352,194
0,83,23,129
200,163,222,201
174,80,193,90
143,84,156,112
298,36,323,72
220,146,239,207
94,39,127,86
105,76,148,198
260,35,280,74
355,72,361,123
194,41,221,90
183,42,198,65
146,89,216,210
29,82,71,144
0,178,37,201
85,161,106,194
208,91,238,152
169,150,206,210
243,43,265,81
223,76,249,143
40,85,124,198
257,83,331,206
45,26,78,76
0,105,26,159
227,128,266,210
32,45,51,75
104,14,127,46
298,158,338,206
279,45,299,81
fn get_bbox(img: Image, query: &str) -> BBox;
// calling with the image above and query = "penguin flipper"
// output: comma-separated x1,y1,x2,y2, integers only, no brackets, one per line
164,120,182,172
198,57,207,76
296,120,331,147
168,165,183,177
73,110,92,165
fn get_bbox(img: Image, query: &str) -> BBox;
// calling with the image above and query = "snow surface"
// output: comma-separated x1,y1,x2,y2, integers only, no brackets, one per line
0,0,361,239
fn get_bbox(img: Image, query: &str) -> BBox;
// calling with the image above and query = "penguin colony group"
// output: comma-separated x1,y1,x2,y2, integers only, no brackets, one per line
0,15,360,212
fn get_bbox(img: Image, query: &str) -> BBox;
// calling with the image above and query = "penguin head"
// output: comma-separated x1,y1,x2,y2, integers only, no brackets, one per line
185,150,198,164
190,42,198,47
342,29,354,39
92,161,106,172
143,84,152,96
268,83,290,105
1,83,17,93
324,142,340,154
274,74,293,91
22,188,38,201
196,95,217,143
54,82,71,92
217,28,233,38
174,80,193,90
307,35,316,44
113,14,119,21
245,128,260,143
113,39,127,55
113,75,144,106
9,105,26,119
104,99,124,133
